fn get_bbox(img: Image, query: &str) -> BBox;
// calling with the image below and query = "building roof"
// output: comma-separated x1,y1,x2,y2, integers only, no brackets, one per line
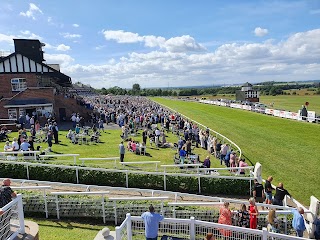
242,82,253,87
0,52,72,87
4,98,52,108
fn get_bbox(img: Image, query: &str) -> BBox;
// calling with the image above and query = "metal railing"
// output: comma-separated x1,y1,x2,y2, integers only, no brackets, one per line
155,102,243,158
116,213,309,240
0,160,253,193
0,194,25,240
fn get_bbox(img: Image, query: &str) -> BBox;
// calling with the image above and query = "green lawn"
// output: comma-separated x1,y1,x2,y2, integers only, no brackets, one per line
26,218,111,240
259,95,320,113
152,97,320,205
2,125,225,172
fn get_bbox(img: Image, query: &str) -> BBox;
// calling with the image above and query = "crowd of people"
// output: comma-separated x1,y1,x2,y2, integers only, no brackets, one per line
1,95,319,239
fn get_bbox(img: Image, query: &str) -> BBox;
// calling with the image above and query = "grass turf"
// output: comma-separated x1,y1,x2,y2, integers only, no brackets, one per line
26,217,111,240
152,97,320,205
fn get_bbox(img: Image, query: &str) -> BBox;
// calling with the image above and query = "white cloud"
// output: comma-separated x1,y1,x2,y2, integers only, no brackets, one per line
63,29,320,88
72,24,80,28
102,30,206,53
0,33,15,44
44,53,74,67
43,43,71,52
19,30,42,40
56,44,71,51
47,17,52,23
19,3,43,20
60,33,82,39
254,27,269,37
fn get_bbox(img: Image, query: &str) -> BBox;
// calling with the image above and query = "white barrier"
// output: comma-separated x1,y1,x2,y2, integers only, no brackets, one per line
79,157,120,167
120,161,161,170
0,151,40,161
0,194,25,240
0,160,253,193
110,196,169,224
200,100,319,123
39,154,79,164
51,191,110,223
156,102,243,158
116,214,309,240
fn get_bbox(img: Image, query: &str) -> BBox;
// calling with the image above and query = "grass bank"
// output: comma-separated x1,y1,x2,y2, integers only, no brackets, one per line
153,97,320,205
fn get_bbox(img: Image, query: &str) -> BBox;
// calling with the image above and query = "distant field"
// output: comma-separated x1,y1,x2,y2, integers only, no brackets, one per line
259,95,320,113
201,94,320,113
153,97,320,205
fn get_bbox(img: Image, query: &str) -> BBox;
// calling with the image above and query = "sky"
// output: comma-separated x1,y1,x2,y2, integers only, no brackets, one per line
0,0,320,89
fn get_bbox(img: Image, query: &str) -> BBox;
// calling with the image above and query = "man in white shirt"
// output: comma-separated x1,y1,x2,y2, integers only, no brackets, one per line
11,138,19,151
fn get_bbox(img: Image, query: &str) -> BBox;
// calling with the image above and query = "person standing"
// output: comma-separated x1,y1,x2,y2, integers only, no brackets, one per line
273,182,291,206
218,202,232,237
53,122,59,144
141,204,164,240
252,179,265,206
292,207,306,237
314,215,320,240
0,178,17,240
119,141,125,162
265,176,274,205
248,197,259,229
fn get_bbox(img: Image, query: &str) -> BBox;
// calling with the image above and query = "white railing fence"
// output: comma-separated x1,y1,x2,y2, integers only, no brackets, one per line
116,213,309,240
156,102,243,158
0,160,253,194
0,194,25,240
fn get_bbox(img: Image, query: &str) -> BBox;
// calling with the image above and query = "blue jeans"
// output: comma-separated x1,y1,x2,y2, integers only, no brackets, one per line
296,230,304,237
146,237,157,240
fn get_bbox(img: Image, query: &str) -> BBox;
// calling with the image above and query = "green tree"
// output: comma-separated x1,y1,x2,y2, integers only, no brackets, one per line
132,83,141,95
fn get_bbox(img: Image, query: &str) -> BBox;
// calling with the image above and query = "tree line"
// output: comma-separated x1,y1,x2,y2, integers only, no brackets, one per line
98,82,320,97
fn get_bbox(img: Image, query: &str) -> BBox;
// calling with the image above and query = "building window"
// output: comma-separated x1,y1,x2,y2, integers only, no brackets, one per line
11,78,27,91
8,109,17,119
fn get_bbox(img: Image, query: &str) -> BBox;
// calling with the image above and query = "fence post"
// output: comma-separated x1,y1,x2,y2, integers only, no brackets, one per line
198,175,201,194
75,167,79,184
55,195,60,219
115,226,121,240
101,195,106,224
126,213,132,240
114,200,118,225
262,227,268,240
43,189,48,218
284,196,288,234
17,195,25,235
125,170,129,188
26,164,30,180
161,200,164,216
163,171,167,191
190,217,195,240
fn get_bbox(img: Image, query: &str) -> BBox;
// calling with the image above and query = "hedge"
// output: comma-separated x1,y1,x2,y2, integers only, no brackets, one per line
0,163,250,196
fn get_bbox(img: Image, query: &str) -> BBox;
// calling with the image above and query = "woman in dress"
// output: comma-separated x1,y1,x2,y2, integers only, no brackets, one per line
236,203,249,228
248,197,259,229
218,202,232,237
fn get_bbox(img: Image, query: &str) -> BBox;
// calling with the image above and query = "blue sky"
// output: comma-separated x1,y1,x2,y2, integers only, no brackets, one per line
0,0,320,88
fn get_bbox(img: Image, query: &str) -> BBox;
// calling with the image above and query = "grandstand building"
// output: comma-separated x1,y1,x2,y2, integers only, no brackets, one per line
236,82,260,102
0,39,91,123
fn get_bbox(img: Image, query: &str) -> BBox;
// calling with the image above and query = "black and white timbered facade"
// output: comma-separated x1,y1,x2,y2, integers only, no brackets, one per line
0,39,72,121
